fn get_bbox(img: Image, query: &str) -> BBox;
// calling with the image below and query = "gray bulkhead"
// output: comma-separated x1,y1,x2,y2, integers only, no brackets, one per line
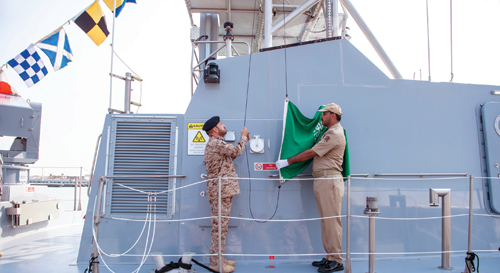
78,39,500,265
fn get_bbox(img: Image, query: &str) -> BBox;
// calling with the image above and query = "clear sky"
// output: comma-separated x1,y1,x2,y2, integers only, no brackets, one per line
1,0,500,176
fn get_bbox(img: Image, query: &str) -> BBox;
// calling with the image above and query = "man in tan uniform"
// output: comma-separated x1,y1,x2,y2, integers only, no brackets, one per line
276,103,346,272
203,116,250,273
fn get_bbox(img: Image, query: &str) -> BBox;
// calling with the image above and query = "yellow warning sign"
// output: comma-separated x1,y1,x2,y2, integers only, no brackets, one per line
188,123,204,130
193,131,206,143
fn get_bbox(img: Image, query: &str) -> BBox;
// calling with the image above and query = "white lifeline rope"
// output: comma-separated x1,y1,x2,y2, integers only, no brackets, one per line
92,195,151,273
92,195,152,257
133,194,158,273
92,194,157,273
114,179,209,195
95,182,500,260
109,176,500,223
91,249,500,258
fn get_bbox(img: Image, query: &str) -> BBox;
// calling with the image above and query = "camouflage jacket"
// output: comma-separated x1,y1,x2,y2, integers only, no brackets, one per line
204,135,248,200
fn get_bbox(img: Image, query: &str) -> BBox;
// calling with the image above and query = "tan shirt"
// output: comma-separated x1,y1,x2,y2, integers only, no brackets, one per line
204,135,248,200
311,123,346,172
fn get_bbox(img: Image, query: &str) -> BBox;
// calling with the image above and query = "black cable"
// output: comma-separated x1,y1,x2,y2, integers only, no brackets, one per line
249,181,282,223
465,252,479,273
243,0,282,224
282,0,289,98
191,258,219,273
84,256,98,273
155,258,219,273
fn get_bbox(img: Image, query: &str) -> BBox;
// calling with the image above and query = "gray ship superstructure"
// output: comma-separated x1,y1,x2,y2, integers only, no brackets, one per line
75,1,500,272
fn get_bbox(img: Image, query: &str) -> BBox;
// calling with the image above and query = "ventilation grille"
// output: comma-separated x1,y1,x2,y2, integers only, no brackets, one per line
110,121,172,214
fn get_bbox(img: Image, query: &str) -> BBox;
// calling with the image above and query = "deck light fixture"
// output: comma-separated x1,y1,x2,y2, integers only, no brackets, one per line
204,62,220,84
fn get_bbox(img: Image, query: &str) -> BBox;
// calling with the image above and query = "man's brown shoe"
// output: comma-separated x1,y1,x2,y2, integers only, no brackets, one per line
210,264,235,272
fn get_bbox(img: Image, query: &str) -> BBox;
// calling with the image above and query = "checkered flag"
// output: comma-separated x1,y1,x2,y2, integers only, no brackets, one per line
7,44,49,87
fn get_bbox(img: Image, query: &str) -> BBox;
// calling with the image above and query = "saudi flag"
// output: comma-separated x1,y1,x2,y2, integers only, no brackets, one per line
278,100,350,180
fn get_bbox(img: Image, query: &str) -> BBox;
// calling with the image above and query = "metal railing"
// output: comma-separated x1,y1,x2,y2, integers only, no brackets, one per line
88,173,500,273
29,166,90,211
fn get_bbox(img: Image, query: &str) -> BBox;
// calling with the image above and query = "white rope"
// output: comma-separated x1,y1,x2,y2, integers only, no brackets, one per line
350,214,470,220
114,179,208,195
90,249,500,258
133,194,158,273
92,174,500,264
114,175,483,197
93,195,152,257
106,213,495,223
351,250,470,255
227,215,344,222
92,194,158,273
107,216,214,222
354,176,468,181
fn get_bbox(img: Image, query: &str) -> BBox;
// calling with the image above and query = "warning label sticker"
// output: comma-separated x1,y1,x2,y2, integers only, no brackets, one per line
193,131,206,142
254,163,278,171
188,123,209,155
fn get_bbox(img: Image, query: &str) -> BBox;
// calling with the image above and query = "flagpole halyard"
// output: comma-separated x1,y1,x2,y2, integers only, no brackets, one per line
108,0,118,112
35,21,70,45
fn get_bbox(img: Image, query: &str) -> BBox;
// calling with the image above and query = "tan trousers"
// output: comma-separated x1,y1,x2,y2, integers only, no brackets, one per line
208,196,233,266
313,174,345,263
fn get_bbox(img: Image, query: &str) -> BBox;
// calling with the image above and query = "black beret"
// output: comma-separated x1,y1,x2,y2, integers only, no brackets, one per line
202,116,220,132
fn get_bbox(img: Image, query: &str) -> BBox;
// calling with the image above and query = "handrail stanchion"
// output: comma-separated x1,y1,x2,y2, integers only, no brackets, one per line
218,176,224,273
364,197,380,273
345,176,352,273
463,175,474,273
74,177,78,211
92,177,106,273
429,188,452,269
78,167,82,211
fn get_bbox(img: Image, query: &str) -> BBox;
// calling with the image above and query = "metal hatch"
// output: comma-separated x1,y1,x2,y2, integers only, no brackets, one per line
107,117,177,215
481,102,500,213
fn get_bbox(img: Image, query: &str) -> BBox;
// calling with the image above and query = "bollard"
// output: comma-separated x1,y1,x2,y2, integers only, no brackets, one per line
180,252,195,273
364,197,380,273
429,188,453,270
151,252,165,270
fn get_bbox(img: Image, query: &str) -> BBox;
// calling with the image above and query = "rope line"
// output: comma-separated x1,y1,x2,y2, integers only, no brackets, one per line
114,179,208,194
110,175,499,196
92,194,158,273
110,175,500,196
104,212,500,223
449,0,454,82
90,249,500,258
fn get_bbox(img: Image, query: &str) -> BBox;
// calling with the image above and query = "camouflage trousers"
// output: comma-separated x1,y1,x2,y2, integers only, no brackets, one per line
209,196,233,266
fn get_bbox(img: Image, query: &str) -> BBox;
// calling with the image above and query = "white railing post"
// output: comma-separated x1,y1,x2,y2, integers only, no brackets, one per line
429,188,453,270
463,176,474,273
345,175,352,273
218,176,224,273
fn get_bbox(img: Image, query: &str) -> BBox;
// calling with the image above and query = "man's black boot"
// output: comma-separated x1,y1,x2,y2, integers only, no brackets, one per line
312,258,329,267
318,261,344,272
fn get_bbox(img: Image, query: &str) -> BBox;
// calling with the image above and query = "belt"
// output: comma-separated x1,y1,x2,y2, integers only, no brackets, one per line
312,169,341,178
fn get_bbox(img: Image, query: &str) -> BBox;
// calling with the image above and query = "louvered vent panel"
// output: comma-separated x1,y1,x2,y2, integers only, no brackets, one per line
110,121,171,214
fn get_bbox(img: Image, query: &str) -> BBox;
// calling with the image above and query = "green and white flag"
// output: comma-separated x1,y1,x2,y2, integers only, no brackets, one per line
278,100,350,180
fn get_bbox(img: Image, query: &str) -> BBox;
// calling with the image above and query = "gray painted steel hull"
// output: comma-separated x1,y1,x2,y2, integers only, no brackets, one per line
77,39,500,271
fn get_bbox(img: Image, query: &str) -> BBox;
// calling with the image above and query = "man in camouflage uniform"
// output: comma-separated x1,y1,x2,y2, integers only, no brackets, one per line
203,116,250,273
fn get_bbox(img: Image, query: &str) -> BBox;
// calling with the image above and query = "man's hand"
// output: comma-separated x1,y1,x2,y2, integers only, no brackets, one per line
276,159,289,170
241,127,250,139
